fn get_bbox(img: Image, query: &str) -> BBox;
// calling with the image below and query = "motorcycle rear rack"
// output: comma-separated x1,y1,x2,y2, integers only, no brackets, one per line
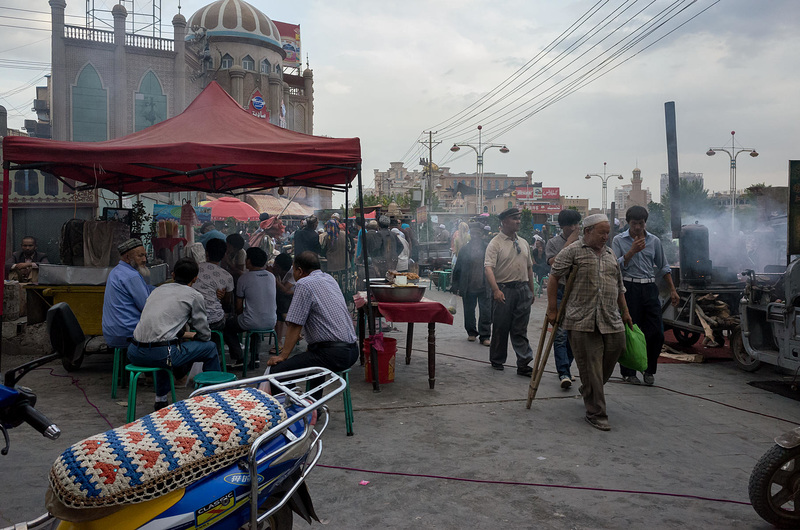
190,366,346,529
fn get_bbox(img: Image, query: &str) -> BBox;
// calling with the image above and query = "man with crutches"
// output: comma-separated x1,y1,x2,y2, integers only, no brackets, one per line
546,214,632,431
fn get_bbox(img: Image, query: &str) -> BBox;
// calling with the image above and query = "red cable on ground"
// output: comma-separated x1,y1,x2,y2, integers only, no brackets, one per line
318,464,751,507
42,368,114,428
430,349,800,426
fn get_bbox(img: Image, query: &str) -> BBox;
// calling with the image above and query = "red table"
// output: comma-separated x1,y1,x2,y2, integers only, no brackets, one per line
354,292,454,389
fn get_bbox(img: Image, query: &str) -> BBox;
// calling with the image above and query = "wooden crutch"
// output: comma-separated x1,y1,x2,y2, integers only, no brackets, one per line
526,267,578,408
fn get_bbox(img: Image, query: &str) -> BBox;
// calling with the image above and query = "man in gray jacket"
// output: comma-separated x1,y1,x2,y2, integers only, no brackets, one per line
126,258,220,411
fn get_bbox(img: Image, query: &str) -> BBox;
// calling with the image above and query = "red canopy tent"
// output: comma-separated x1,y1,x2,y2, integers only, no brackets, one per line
0,82,387,388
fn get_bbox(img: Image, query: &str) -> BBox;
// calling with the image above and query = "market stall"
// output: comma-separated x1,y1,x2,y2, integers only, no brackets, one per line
1,82,379,380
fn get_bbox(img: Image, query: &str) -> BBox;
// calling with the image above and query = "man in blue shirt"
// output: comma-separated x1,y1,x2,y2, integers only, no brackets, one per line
102,238,155,349
611,206,680,386
197,222,227,248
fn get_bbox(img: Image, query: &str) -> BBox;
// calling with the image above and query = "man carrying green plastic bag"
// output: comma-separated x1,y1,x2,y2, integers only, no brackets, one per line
620,324,648,373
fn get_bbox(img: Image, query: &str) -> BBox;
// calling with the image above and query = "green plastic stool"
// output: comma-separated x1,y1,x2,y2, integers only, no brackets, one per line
305,368,354,436
111,347,127,399
242,329,278,378
125,364,177,423
186,329,237,388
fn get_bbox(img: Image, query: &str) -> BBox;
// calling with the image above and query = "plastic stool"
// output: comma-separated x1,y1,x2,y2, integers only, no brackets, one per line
193,371,237,389
111,347,127,399
125,364,177,423
305,368,353,436
242,329,278,378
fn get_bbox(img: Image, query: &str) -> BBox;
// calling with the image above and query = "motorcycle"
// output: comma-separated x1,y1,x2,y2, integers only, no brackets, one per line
1,303,345,530
749,427,800,528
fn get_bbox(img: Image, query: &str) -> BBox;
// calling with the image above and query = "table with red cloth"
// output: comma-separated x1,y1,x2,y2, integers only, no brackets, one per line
353,291,454,389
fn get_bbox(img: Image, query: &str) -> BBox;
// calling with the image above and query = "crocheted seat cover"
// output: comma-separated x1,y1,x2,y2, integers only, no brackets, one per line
49,388,287,508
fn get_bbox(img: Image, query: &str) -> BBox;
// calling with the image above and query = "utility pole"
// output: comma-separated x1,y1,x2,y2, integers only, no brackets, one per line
419,131,440,243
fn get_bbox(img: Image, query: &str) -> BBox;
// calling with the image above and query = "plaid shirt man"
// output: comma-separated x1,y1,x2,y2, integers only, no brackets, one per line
550,240,626,334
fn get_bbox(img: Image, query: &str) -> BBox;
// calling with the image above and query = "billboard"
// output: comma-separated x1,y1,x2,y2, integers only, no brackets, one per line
274,21,301,69
515,187,559,200
154,204,211,223
525,204,562,213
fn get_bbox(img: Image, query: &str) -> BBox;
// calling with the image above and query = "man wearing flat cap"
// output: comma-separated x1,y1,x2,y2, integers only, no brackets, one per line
547,214,633,431
102,238,155,349
484,207,536,376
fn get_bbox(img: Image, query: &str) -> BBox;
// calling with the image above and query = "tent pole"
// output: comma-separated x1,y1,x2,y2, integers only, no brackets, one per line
357,167,380,392
0,166,10,373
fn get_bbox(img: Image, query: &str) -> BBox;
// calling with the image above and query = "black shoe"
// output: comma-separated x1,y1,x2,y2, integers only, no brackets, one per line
517,366,533,377
491,363,505,371
154,401,169,412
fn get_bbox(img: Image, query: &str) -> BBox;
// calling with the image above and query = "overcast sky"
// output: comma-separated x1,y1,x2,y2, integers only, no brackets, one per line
1,0,798,210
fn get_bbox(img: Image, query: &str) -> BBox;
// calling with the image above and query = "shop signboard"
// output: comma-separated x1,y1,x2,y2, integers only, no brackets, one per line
789,161,800,256
154,204,211,223
526,204,562,213
274,21,301,69
247,90,269,120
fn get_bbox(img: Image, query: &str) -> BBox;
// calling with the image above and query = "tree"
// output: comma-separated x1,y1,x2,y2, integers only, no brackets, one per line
660,178,721,221
519,209,534,244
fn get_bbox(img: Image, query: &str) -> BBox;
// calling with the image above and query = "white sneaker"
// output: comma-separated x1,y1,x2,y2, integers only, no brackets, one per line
560,376,572,389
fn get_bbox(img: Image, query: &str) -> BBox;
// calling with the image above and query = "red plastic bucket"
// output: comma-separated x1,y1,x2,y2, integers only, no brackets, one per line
364,337,396,384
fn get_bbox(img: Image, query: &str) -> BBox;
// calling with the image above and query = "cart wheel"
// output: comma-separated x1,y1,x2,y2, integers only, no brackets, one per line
749,443,800,528
731,326,761,372
673,328,701,346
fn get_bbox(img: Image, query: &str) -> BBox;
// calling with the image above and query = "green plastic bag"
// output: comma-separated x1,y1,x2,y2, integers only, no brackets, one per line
620,324,648,372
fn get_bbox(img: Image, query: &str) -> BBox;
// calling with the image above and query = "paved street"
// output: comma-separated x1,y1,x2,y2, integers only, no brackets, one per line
0,281,793,528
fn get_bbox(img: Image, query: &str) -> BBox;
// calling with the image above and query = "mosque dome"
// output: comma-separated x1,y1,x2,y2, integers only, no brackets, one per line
187,0,283,49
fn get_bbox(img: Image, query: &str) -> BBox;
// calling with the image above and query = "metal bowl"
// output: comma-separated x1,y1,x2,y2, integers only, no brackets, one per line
370,285,426,303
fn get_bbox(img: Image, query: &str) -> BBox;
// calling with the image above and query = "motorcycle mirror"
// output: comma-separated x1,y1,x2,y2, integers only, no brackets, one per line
46,303,86,365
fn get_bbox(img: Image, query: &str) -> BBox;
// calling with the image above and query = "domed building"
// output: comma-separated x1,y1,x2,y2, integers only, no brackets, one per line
47,0,313,141
7,0,321,251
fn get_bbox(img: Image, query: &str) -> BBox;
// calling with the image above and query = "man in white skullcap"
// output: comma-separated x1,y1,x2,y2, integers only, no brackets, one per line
546,214,633,431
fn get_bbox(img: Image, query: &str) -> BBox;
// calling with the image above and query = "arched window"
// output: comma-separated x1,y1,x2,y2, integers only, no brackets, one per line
260,58,270,73
72,64,107,141
483,205,489,213
496,179,500,190
470,180,475,187
242,55,255,70
508,201,513,209
221,54,233,69
135,71,167,132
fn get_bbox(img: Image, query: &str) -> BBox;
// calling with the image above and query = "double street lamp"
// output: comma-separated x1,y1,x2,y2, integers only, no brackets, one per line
585,162,623,218
706,131,758,231
450,125,509,214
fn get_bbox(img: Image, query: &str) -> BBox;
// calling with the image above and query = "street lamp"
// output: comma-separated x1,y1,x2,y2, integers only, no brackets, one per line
450,125,509,214
706,130,758,231
585,162,623,218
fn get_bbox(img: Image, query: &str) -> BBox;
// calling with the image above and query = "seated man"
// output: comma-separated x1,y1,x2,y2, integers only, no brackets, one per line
192,238,234,337
223,247,277,365
221,233,246,283
102,238,154,350
5,235,49,282
267,251,358,382
126,258,221,410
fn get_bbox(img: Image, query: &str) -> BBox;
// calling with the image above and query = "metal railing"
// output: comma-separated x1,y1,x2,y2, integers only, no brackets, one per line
63,25,114,44
125,33,174,51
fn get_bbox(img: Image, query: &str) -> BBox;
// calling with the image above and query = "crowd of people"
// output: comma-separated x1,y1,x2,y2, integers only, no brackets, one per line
98,211,360,411
7,204,680,432
447,205,679,432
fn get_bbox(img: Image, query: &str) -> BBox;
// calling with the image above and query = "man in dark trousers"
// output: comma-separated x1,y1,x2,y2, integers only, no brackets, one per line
451,222,491,345
293,215,321,257
545,209,582,389
484,208,535,376
267,251,358,395
612,205,679,386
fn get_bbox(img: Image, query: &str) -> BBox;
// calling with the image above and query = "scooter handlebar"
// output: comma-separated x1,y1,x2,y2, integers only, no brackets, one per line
20,404,60,440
